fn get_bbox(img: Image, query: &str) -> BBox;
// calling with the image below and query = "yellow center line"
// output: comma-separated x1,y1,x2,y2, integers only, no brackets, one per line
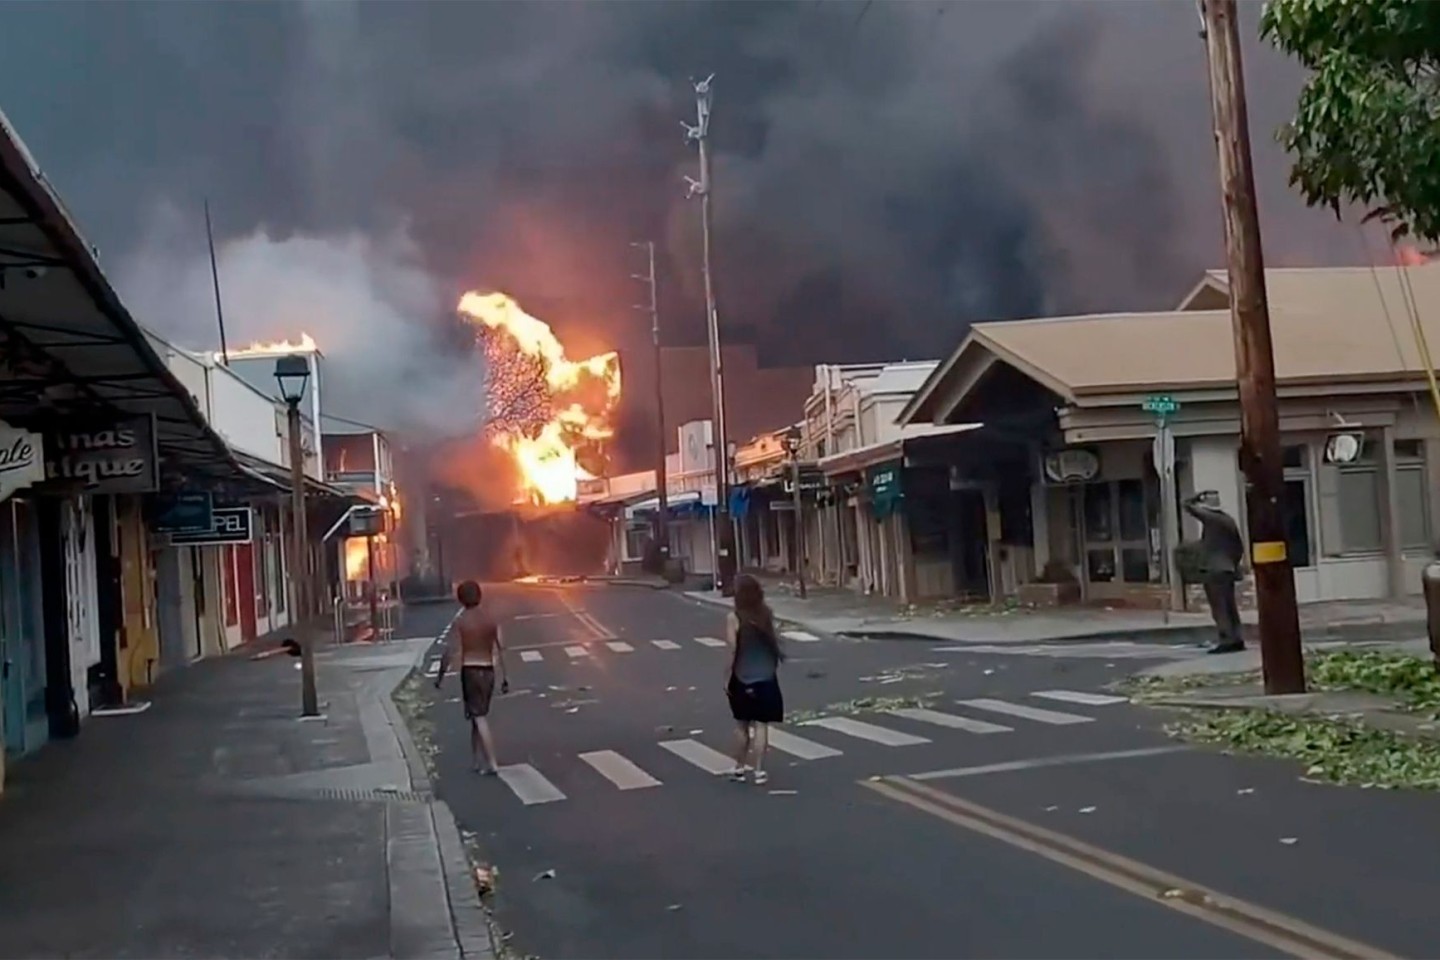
862,776,1398,960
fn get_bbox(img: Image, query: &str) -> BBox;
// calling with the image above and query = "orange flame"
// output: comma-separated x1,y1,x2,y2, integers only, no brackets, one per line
223,332,321,360
457,292,621,505
344,538,368,580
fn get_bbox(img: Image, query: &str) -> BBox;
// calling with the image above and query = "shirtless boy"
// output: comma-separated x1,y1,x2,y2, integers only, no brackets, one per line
434,580,509,774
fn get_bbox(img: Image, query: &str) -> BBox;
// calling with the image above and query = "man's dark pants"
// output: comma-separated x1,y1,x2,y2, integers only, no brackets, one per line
1203,574,1243,648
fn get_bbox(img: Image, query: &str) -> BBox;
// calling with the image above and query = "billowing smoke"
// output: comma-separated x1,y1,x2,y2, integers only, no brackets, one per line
117,205,482,436
0,1,1361,455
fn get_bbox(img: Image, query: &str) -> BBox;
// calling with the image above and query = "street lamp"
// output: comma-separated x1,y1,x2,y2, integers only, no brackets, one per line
784,427,807,599
275,354,318,718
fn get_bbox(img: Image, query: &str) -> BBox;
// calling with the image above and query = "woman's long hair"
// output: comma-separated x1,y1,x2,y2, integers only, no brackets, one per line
733,574,785,661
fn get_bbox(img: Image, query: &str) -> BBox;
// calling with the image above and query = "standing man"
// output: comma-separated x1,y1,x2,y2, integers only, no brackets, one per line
1183,490,1246,654
435,580,509,774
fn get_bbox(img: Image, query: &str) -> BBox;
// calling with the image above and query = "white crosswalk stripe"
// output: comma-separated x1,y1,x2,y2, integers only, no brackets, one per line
519,650,543,663
957,698,1094,725
889,707,1011,735
694,636,726,648
1031,689,1128,707
782,630,820,643
579,750,661,790
659,738,736,774
768,728,843,760
564,645,590,659
803,716,930,746
497,764,566,805
606,641,635,653
651,640,681,650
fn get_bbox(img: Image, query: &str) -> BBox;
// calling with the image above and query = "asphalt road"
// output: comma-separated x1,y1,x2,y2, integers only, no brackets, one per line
403,583,1437,959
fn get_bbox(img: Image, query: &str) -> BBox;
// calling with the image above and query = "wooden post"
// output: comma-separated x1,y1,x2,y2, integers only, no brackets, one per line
1200,0,1305,694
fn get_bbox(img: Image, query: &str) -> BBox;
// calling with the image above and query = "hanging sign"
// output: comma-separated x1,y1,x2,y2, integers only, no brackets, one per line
151,491,215,533
1042,448,1100,485
43,414,159,494
0,419,45,502
169,506,253,545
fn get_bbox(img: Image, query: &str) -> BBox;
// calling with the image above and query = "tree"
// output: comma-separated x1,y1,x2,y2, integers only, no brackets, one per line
1262,0,1440,240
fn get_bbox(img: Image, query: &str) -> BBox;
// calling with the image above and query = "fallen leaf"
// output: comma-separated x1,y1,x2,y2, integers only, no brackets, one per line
666,904,683,912
1279,837,1298,845
565,707,579,714
533,868,557,881
983,669,995,676
1045,805,1059,812
1161,888,1184,899
665,686,677,692
1236,787,1255,795
688,729,703,736
867,775,883,782
1078,806,1097,814
769,789,797,796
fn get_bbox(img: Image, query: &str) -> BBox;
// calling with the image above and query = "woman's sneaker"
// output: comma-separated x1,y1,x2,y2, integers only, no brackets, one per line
724,765,750,782
752,770,770,786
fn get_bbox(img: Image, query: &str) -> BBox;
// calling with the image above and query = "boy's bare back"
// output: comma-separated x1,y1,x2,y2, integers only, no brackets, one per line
454,607,500,666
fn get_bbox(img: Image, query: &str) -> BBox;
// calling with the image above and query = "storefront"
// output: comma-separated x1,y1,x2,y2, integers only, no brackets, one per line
900,297,1440,609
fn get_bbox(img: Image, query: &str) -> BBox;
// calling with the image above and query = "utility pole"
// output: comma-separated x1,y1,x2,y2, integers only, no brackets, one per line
631,240,670,570
1199,0,1305,694
685,73,737,596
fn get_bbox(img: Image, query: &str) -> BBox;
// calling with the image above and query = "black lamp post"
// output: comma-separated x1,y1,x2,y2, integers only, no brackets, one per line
784,427,807,599
275,354,318,717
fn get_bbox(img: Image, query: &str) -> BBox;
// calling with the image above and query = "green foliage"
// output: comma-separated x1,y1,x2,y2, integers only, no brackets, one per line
1307,649,1440,712
1170,709,1440,789
1262,0,1440,240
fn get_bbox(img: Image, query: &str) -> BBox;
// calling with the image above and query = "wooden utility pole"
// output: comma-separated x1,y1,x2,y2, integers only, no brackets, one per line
1199,0,1305,694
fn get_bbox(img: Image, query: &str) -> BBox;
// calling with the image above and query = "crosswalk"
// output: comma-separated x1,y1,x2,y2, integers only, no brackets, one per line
480,688,1130,807
492,634,792,664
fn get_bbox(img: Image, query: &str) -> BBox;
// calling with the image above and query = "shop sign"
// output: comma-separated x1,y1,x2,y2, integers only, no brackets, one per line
1042,448,1100,485
43,414,159,494
151,491,215,534
0,419,45,502
867,462,903,519
170,506,252,545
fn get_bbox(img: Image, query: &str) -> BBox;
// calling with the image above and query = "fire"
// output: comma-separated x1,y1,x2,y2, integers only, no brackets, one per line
457,291,621,505
344,538,368,580
223,332,321,360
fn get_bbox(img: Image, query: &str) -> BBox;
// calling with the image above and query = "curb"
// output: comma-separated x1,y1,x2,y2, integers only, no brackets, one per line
385,641,497,960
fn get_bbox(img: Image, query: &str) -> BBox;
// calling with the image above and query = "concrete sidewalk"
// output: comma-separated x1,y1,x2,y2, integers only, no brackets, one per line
686,582,1428,647
0,630,490,960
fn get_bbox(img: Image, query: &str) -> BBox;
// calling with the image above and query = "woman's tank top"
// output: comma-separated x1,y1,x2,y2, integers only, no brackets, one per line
732,621,779,684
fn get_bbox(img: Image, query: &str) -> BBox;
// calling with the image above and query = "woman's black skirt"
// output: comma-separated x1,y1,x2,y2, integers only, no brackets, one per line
727,676,784,724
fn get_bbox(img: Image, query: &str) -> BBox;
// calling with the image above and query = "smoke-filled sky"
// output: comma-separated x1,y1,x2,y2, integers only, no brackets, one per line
0,1,1370,441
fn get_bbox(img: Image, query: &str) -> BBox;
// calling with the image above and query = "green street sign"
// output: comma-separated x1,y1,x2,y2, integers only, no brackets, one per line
1142,395,1180,416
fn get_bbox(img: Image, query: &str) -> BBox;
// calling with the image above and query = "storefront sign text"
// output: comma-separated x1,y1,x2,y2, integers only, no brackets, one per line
170,506,253,545
44,414,159,494
0,419,45,502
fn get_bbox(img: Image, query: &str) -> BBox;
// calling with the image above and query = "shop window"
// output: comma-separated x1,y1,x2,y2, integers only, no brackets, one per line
1081,480,1155,584
1398,465,1430,550
1282,478,1314,568
624,522,650,560
1337,468,1383,553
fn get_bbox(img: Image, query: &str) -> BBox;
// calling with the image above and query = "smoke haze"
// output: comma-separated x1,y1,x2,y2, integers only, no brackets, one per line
0,1,1368,458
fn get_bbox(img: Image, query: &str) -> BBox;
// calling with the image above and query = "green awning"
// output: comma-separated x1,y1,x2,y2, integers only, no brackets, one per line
867,462,903,519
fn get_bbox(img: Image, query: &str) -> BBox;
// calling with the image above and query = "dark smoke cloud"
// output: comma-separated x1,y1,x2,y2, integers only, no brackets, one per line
0,1,1360,452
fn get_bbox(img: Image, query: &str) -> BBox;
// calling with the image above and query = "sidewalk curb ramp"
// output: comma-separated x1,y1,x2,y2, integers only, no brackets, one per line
382,642,497,960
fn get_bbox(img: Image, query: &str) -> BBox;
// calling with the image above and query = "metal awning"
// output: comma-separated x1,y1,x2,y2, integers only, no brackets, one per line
0,108,239,485
233,450,359,501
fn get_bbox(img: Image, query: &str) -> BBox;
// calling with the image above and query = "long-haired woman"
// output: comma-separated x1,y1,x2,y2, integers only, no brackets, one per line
724,574,786,784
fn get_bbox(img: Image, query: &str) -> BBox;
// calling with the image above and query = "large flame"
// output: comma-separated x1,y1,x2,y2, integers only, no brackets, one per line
221,332,321,361
458,292,620,505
